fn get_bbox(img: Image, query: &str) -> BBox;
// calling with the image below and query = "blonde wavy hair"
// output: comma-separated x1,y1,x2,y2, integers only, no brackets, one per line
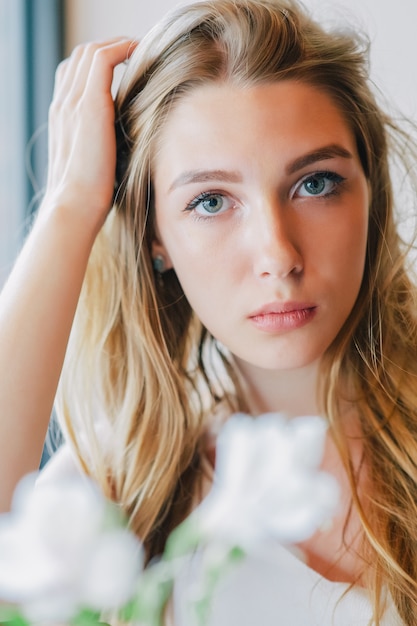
56,0,417,622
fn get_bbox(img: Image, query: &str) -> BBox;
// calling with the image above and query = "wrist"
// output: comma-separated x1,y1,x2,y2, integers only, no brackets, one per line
37,192,110,243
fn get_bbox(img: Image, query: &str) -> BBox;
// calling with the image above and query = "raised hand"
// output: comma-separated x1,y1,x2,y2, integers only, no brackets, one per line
43,37,137,232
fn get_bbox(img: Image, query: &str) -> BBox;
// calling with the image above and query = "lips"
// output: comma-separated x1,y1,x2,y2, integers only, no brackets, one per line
248,302,317,333
249,301,317,317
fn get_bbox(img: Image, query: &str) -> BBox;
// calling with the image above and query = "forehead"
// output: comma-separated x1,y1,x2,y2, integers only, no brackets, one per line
154,80,358,173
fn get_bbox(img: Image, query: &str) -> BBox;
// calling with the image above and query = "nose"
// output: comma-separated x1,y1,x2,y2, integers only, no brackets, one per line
250,196,303,280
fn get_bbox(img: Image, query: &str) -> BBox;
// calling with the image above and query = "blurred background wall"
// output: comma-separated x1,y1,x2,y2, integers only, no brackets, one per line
1,0,417,287
65,0,417,120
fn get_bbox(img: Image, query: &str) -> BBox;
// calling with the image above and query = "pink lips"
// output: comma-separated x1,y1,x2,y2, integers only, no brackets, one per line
249,302,317,333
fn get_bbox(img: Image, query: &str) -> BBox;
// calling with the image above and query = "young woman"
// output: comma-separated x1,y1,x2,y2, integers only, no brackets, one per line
1,0,417,623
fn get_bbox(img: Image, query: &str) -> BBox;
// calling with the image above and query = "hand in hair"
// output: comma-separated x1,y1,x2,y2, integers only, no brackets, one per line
43,37,137,232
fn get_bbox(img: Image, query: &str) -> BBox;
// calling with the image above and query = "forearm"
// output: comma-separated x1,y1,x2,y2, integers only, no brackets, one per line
0,203,97,510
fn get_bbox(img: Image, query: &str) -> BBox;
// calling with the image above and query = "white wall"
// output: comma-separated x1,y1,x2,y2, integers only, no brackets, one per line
65,0,178,52
303,0,417,120
65,0,417,121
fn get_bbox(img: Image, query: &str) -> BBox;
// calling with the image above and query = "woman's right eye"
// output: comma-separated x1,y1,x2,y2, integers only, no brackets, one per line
185,192,232,217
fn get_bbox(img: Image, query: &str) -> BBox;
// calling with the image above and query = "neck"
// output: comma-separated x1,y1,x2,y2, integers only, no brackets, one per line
234,358,321,418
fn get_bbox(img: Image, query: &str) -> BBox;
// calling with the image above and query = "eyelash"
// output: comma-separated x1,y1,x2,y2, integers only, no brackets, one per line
293,171,346,199
183,190,232,219
183,171,347,218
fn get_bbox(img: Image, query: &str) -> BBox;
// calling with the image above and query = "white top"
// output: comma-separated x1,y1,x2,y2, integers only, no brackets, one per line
171,540,404,626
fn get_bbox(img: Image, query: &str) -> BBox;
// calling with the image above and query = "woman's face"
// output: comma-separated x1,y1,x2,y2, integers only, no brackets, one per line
153,80,369,371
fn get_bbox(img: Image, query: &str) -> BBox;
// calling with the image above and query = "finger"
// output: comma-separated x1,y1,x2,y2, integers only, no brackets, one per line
83,38,138,98
52,58,70,98
52,43,87,103
66,40,121,99
54,38,136,106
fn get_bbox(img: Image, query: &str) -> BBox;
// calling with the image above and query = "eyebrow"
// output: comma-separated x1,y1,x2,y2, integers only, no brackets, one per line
168,144,353,192
169,169,242,192
285,144,353,175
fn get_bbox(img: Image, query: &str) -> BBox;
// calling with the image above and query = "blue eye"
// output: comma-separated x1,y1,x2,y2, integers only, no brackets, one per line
185,192,231,216
200,194,224,213
296,172,345,198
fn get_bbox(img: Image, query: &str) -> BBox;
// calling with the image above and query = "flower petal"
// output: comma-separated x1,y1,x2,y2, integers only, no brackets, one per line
80,529,143,610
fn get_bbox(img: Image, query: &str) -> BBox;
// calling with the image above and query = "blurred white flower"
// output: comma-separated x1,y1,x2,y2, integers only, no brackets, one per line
196,413,339,548
0,473,143,624
80,528,142,610
0,413,341,626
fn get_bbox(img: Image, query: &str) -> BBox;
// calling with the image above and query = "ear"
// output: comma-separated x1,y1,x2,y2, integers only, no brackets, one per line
151,239,173,272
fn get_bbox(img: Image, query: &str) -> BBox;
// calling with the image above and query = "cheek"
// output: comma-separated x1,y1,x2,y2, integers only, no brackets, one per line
164,237,208,278
157,214,229,276
156,225,210,298
160,231,234,324
309,201,368,299
347,210,369,271
329,211,368,298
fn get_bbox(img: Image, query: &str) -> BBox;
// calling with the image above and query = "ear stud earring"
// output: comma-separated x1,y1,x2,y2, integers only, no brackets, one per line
153,254,166,274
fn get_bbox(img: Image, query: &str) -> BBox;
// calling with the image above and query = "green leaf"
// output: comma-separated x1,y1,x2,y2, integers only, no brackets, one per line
70,608,102,626
163,516,202,561
191,544,246,626
0,606,30,626
122,560,177,626
117,598,136,623
228,545,246,563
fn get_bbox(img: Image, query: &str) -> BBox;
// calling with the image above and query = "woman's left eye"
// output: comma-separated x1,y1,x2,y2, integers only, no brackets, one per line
294,172,346,198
